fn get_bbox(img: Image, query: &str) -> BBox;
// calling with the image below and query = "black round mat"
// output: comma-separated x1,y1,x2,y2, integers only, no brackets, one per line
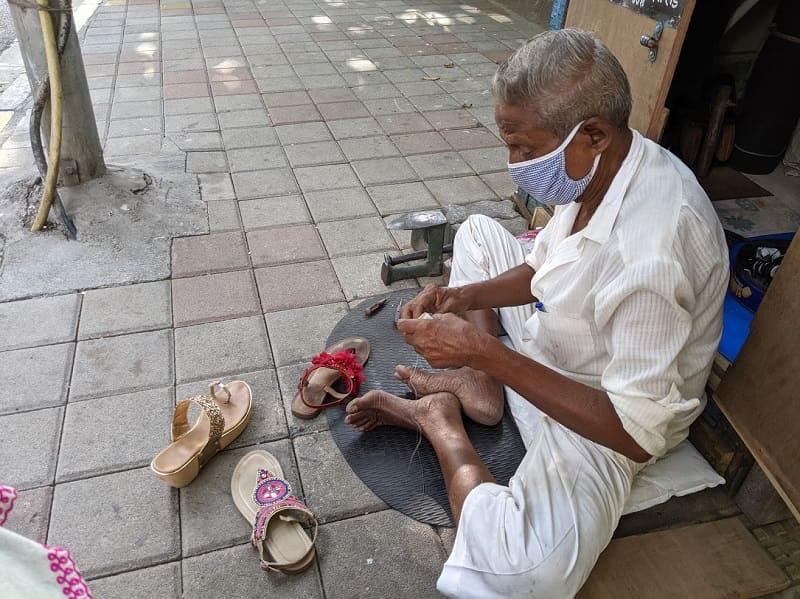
325,288,527,527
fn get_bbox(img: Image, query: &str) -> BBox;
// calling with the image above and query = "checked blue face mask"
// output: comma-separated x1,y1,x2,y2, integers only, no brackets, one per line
508,121,600,206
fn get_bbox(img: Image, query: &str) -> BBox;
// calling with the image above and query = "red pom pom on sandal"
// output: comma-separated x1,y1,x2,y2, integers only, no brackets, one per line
291,337,370,420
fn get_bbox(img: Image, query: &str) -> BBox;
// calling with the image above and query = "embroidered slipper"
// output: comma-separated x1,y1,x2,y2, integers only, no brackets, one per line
151,380,253,488
291,337,370,420
231,450,318,574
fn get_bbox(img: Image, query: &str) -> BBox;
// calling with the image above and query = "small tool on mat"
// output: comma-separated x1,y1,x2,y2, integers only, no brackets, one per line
364,298,388,317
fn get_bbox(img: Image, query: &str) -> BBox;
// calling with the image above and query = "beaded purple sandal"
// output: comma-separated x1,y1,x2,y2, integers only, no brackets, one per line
231,450,318,573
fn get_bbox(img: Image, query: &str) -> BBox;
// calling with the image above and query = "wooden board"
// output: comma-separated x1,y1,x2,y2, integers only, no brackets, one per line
578,517,790,598
715,234,800,521
565,0,695,140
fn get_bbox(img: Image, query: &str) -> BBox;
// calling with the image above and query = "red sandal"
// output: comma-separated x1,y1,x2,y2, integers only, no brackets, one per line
291,337,370,420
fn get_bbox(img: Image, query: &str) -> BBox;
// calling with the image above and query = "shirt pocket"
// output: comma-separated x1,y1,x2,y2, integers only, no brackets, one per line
532,308,601,375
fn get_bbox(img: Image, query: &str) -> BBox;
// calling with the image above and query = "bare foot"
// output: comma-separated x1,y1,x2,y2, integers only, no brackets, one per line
394,365,504,426
345,390,462,434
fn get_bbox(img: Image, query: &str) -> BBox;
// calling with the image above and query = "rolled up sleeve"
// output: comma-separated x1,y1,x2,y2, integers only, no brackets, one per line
596,259,704,457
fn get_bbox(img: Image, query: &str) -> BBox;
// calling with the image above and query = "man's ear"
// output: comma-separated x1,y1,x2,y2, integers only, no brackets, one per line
581,118,614,153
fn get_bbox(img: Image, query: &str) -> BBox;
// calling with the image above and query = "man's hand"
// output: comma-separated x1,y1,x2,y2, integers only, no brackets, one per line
397,313,492,368
400,285,466,319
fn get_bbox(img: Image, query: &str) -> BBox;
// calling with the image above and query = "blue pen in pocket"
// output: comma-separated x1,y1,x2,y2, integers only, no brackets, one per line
534,301,547,312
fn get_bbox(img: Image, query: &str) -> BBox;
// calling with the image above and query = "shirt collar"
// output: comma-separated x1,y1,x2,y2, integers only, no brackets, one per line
579,129,645,245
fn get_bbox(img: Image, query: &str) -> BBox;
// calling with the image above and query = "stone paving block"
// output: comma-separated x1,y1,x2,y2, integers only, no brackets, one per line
481,171,516,197
376,112,433,135
276,362,329,436
407,151,473,179
165,112,218,133
164,97,214,116
218,109,270,129
179,439,298,556
256,261,344,312
459,147,507,174
300,73,348,89
337,135,400,161
303,187,377,222
351,156,418,186
89,562,182,599
232,168,299,199
262,90,312,107
327,116,384,140
163,82,210,100
227,146,287,172
268,103,323,125
174,316,272,383
239,195,311,230
48,467,179,579
409,93,461,112
0,344,74,414
252,64,296,79
294,431,387,523
182,542,324,598
317,217,396,257
108,115,162,138
186,150,228,173
79,281,171,339
295,164,361,192
285,140,346,167
70,330,173,400
265,302,349,367
105,134,163,157
171,231,250,277
213,93,264,112
275,121,333,145
0,408,62,489
425,175,498,205
57,388,173,482
423,108,479,130
211,80,259,96
3,485,52,543
367,181,439,215
222,126,279,149
364,97,416,116
208,199,241,231
247,224,327,267
317,100,370,121
351,83,401,101
391,131,451,156
332,251,417,300
316,510,446,599
442,127,502,150
175,368,287,450
172,270,261,327
169,130,223,152
0,293,79,351
308,88,357,104
198,173,236,201
343,71,391,87
256,75,305,93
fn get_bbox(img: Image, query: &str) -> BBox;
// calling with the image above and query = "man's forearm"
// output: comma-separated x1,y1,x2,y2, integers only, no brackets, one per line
474,337,652,463
457,263,537,311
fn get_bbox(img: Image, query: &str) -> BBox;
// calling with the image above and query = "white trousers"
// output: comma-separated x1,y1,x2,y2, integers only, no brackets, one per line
436,215,640,599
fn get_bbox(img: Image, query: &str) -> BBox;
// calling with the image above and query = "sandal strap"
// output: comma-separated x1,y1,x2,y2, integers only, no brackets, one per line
249,468,318,571
171,395,224,463
209,380,231,404
297,348,366,410
257,519,319,573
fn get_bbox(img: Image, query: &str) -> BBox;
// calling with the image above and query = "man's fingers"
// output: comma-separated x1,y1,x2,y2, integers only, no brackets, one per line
396,318,420,333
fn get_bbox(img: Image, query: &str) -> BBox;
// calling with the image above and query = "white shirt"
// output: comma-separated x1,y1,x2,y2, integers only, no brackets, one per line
523,131,729,457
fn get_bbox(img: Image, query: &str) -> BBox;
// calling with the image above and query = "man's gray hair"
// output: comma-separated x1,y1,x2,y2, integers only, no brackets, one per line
492,29,632,138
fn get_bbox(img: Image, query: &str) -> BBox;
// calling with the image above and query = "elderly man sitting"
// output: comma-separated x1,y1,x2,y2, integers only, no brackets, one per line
345,28,729,598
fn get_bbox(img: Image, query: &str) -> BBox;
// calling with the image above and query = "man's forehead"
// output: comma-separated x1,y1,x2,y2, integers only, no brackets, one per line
495,103,544,133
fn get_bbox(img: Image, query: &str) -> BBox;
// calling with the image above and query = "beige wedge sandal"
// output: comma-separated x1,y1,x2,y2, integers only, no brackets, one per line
231,450,318,574
151,380,253,488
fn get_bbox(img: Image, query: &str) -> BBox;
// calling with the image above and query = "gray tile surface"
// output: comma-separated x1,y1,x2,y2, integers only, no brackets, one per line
0,293,80,351
367,181,439,215
317,217,396,257
303,187,378,222
0,407,62,489
70,330,173,400
174,316,272,383
79,281,171,339
264,302,348,366
331,252,417,300
3,485,53,543
0,343,74,414
239,195,312,229
89,562,182,599
48,467,180,578
57,388,173,482
294,431,387,523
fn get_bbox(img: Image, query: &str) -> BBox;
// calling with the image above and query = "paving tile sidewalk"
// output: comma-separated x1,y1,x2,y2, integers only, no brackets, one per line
0,0,542,596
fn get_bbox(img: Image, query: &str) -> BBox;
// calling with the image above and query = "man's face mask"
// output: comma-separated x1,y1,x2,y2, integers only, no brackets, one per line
507,121,600,206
